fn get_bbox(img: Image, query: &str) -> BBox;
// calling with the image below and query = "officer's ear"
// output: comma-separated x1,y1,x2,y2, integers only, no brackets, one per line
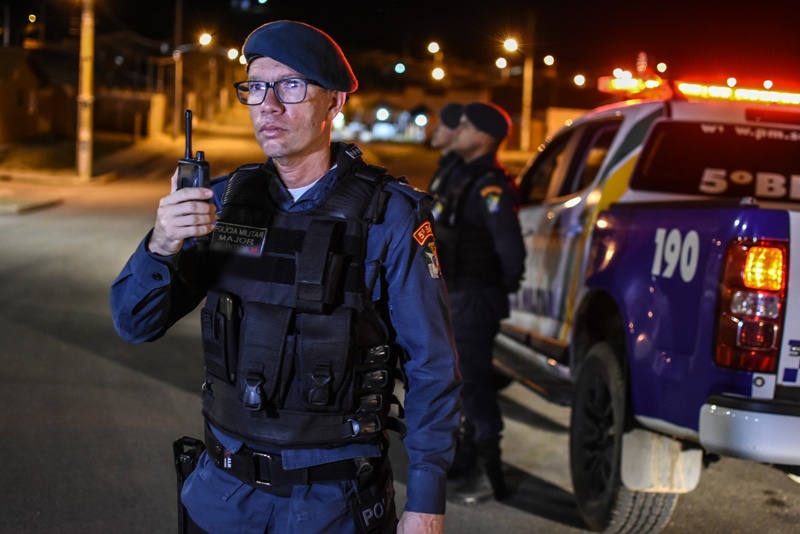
327,90,347,121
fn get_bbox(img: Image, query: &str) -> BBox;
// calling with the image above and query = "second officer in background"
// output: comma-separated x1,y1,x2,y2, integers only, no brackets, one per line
427,102,464,196
431,101,525,505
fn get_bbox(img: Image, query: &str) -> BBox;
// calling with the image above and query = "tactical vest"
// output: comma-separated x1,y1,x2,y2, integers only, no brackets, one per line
200,159,404,449
433,169,503,284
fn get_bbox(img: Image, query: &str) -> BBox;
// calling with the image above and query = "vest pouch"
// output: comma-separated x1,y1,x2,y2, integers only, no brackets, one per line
296,307,356,413
201,291,240,383
296,219,347,314
238,301,295,410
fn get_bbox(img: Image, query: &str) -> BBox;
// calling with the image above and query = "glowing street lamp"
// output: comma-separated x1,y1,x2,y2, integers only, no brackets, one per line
172,32,213,139
428,41,445,82
502,27,534,152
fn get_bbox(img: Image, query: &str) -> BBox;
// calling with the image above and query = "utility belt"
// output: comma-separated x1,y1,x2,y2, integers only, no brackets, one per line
205,426,396,533
204,424,368,497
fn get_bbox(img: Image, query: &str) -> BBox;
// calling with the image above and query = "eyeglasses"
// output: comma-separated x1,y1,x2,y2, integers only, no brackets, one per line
234,78,322,105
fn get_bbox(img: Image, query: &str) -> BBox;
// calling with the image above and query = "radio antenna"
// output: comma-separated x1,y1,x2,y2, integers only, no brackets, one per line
184,110,193,159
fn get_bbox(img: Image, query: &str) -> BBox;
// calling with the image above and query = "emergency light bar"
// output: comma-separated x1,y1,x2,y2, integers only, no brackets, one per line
597,75,665,96
598,75,800,105
676,83,800,105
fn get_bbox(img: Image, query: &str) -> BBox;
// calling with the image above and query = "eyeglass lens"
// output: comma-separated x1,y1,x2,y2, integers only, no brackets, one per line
237,79,308,105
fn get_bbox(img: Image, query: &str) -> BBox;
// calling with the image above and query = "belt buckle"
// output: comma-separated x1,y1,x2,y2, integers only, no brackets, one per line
253,451,274,487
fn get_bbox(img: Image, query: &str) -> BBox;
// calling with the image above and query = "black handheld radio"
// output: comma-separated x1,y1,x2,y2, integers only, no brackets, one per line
177,110,211,190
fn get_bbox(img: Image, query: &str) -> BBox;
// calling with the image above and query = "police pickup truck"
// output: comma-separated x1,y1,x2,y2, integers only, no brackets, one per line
494,75,800,532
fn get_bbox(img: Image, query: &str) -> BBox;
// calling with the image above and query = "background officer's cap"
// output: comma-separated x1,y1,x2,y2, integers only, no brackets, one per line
438,102,464,129
242,20,358,93
463,102,511,141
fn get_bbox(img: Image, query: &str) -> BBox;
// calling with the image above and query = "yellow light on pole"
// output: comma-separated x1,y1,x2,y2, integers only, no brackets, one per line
427,42,440,54
227,48,239,61
574,74,586,87
496,57,507,69
543,54,554,67
501,11,535,152
173,31,217,139
432,67,445,80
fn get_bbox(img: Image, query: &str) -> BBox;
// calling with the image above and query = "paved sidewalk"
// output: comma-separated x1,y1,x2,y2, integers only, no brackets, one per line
0,134,181,214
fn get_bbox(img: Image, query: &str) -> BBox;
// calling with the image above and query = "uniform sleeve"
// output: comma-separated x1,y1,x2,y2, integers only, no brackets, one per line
110,182,226,343
476,176,526,292
110,234,209,342
378,186,462,515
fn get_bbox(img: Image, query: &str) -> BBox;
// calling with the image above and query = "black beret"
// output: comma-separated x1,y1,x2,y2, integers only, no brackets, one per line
463,102,511,141
438,102,464,129
242,20,358,93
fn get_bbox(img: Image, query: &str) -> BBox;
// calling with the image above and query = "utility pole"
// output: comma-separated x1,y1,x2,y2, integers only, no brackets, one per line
520,10,535,152
172,0,183,139
2,4,10,47
76,0,95,180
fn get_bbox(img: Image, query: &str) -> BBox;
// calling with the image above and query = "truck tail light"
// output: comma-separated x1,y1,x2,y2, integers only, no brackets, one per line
715,240,787,373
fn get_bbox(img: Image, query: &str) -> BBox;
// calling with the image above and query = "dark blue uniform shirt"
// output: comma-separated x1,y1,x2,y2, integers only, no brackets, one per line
110,144,461,523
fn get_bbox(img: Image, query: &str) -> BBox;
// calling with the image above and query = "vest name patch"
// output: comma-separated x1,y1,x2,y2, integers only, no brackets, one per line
210,222,267,256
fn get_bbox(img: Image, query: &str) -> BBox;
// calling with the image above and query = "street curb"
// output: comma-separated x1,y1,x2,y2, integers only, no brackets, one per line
0,194,63,214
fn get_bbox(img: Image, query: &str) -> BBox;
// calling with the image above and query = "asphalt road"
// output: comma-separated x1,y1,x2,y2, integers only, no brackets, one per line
0,130,798,533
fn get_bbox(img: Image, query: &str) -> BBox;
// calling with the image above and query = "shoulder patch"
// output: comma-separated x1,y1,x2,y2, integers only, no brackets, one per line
480,185,503,214
413,221,434,246
480,185,503,197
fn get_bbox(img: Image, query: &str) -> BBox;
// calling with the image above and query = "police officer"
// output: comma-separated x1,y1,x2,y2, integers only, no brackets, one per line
431,102,525,504
110,20,461,534
427,102,463,196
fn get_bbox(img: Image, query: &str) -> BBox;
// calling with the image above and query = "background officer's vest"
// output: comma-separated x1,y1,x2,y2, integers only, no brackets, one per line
200,161,403,449
433,168,505,285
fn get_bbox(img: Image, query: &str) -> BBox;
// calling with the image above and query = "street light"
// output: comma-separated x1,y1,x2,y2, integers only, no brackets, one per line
172,33,212,139
428,41,444,81
502,18,535,152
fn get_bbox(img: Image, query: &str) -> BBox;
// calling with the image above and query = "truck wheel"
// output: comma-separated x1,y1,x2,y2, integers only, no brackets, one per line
570,342,678,533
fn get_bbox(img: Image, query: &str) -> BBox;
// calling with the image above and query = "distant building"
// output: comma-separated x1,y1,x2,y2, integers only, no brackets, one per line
0,48,54,143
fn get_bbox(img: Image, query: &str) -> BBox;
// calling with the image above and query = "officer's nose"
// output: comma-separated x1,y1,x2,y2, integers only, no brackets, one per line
260,87,284,112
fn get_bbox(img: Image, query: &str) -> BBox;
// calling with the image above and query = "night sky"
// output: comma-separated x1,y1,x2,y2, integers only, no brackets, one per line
24,0,800,89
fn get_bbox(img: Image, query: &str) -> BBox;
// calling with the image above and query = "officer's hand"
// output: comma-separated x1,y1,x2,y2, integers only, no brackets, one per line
397,511,444,534
147,169,217,256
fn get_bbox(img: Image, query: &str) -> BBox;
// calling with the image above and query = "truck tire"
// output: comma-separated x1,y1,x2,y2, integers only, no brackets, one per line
570,342,678,533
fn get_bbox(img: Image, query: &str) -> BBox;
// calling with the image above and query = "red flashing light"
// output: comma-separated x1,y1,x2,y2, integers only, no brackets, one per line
676,82,800,105
598,75,800,106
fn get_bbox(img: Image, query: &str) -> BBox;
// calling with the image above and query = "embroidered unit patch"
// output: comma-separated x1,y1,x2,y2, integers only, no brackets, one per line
413,221,434,246
481,185,503,214
423,242,440,279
